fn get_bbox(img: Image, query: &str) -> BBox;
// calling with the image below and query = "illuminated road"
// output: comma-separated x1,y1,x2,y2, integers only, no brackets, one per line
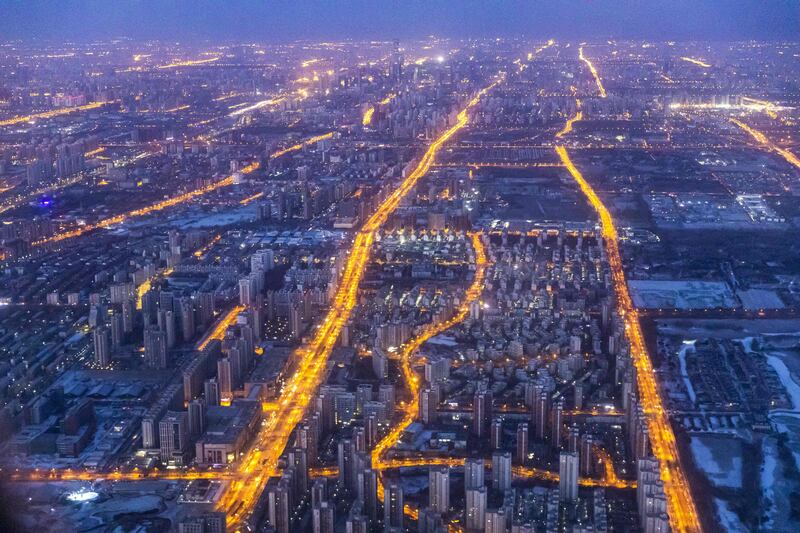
32,162,261,247
372,232,489,470
217,78,501,529
362,93,396,126
730,118,800,170
680,56,711,68
555,99,583,138
0,101,109,127
30,131,331,247
555,142,701,531
157,56,221,69
197,305,246,351
578,47,607,98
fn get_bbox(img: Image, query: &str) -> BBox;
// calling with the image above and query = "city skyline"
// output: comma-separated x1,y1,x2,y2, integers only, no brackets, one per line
0,4,798,533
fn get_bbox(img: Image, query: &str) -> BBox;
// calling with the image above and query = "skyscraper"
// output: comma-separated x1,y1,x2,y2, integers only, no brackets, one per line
384,482,404,530
92,326,111,366
465,486,487,532
158,411,188,464
559,451,579,501
516,422,529,464
491,451,512,492
472,390,492,437
428,466,450,513
144,327,168,368
464,458,485,490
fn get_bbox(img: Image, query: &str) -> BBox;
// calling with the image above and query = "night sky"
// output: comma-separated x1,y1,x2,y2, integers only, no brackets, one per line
1,0,798,42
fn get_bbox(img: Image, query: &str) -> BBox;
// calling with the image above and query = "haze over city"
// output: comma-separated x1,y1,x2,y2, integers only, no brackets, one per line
0,2,798,533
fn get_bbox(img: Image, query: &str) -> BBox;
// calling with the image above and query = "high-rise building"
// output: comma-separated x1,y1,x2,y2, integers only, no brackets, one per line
484,509,507,533
358,468,378,521
93,326,111,366
465,486,487,532
267,477,292,533
472,390,492,437
559,451,579,501
419,388,438,424
204,379,220,406
535,391,549,440
551,399,564,448
464,458,484,489
312,501,335,533
428,466,450,513
144,327,168,369
337,439,354,489
287,447,309,499
516,423,529,464
188,399,205,437
490,418,503,449
217,358,233,401
491,451,512,492
158,411,188,464
383,482,404,530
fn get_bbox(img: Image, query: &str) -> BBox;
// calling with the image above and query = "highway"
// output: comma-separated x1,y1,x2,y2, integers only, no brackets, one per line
680,56,711,68
0,101,110,127
555,141,701,532
216,78,502,529
730,117,800,170
30,132,332,247
578,47,607,98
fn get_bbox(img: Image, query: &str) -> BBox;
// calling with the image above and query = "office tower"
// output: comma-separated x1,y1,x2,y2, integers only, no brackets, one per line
158,411,188,464
472,390,492,437
490,418,503,449
551,399,564,448
465,486,487,532
93,326,111,366
419,387,438,424
559,451,579,502
383,482,404,530
144,327,168,369
287,448,309,495
204,379,220,406
217,358,232,401
484,509,507,533
390,38,403,83
358,468,378,521
188,399,205,437
428,466,450,513
267,478,292,533
491,451,512,492
516,423,529,464
464,458,485,489
312,501,334,533
177,513,226,533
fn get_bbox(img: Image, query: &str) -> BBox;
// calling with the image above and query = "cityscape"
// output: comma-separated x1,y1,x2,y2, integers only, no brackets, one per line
0,2,799,532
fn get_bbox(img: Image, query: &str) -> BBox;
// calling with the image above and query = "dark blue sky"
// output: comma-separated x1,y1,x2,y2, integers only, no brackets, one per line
1,0,798,42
